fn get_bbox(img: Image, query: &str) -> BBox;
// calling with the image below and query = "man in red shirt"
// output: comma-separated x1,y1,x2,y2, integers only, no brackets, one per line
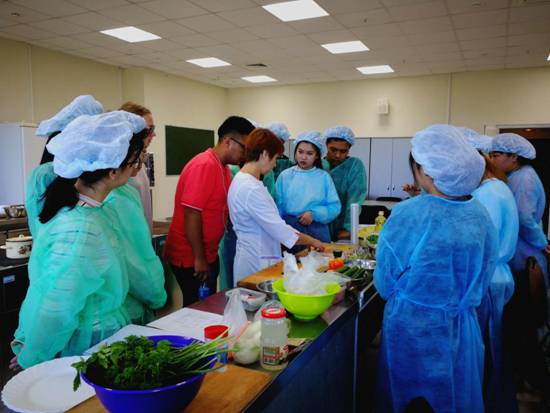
164,116,255,305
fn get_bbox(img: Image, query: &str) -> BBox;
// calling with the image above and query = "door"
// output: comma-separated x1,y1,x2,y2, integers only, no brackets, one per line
390,138,413,199
368,139,392,199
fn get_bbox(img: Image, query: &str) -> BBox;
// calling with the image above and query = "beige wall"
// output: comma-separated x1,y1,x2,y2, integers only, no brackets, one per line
0,38,33,122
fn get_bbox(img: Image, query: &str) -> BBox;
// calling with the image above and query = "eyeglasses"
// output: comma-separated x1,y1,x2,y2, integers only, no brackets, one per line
230,137,245,150
144,125,155,137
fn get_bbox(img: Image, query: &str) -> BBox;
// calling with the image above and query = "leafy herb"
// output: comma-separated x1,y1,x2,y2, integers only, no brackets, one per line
72,335,228,392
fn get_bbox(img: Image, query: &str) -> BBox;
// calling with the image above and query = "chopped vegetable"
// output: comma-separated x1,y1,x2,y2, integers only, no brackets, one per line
366,234,379,245
328,258,345,270
72,335,227,392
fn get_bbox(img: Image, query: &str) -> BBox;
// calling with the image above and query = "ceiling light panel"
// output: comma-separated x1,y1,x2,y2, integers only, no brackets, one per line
186,57,232,68
100,26,161,43
241,75,278,83
356,65,394,74
263,0,329,22
322,40,369,54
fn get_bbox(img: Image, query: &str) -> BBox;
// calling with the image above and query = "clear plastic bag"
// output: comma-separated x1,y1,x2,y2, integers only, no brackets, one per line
283,251,350,295
222,289,248,337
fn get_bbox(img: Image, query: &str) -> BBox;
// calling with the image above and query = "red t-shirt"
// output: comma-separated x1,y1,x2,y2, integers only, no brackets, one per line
164,148,231,268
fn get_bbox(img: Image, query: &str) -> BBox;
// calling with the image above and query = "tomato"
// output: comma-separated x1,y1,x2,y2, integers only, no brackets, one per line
328,258,344,270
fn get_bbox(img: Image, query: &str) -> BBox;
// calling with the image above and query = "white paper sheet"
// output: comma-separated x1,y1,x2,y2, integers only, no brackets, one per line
147,308,224,341
83,324,173,355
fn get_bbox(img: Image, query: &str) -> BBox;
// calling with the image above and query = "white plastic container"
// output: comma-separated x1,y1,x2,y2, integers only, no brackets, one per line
260,307,290,371
225,288,266,312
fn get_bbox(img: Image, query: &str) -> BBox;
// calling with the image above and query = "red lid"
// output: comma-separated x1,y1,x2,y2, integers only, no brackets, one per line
261,307,286,319
204,324,229,340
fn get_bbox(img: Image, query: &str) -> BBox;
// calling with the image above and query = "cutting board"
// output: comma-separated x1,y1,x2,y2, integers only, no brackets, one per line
237,243,355,290
67,364,272,413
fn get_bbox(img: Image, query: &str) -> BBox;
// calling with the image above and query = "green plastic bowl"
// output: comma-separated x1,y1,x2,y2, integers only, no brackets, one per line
272,279,341,321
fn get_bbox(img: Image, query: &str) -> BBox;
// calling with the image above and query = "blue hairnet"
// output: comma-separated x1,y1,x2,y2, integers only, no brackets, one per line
47,111,145,179
322,125,355,146
458,127,493,153
36,95,104,137
265,122,290,142
491,133,536,159
295,131,325,156
411,124,485,197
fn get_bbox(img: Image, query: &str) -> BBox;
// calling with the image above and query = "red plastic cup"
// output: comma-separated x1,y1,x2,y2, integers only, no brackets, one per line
204,325,229,340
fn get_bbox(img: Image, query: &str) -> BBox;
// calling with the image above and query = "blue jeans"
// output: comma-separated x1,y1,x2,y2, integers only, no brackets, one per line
283,214,331,253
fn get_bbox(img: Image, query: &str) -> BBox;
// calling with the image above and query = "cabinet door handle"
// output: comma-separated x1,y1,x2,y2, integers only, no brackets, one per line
392,185,395,191
386,185,390,191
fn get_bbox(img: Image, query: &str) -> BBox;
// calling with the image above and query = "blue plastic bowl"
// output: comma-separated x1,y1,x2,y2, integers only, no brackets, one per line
81,335,216,413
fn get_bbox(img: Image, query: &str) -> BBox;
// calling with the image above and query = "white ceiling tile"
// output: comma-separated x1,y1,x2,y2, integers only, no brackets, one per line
0,23,55,40
361,34,411,48
169,33,222,47
316,0,383,14
188,0,256,12
408,30,456,45
508,21,550,36
0,31,28,41
445,0,508,15
419,51,463,62
306,29,357,44
98,4,165,25
288,16,345,34
63,12,125,31
67,0,131,10
507,32,550,47
216,7,280,28
140,38,183,51
232,38,278,52
333,9,394,28
465,56,506,69
137,21,195,38
387,1,448,21
351,23,403,38
73,31,126,47
416,41,459,53
11,0,87,17
460,36,506,51
245,23,298,38
268,34,320,50
0,3,50,23
456,25,506,41
510,3,550,23
0,17,17,27
398,16,453,34
463,47,506,59
177,14,236,33
102,42,150,54
380,0,436,6
207,28,259,42
506,60,549,70
29,18,89,35
427,61,466,71
140,0,208,19
74,46,123,58
165,48,206,60
32,36,95,50
193,44,254,64
451,9,507,29
506,45,548,57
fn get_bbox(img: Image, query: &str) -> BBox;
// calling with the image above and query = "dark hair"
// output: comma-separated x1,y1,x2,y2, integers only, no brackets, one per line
245,128,284,163
218,116,254,143
39,129,147,223
326,137,351,148
119,101,151,117
517,156,536,167
294,141,323,169
39,131,61,165
408,152,418,181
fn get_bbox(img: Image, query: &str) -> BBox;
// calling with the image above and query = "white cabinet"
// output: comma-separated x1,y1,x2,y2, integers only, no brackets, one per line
0,123,42,205
368,138,413,200
349,137,371,179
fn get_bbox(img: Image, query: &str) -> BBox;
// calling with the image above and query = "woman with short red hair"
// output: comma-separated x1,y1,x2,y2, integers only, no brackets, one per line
228,128,324,285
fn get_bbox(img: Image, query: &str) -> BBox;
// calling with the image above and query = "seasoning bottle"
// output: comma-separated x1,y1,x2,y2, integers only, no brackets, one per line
198,282,210,301
374,211,386,232
260,307,289,371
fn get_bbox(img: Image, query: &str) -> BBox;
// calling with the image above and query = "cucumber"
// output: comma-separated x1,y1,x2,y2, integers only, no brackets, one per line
336,266,350,274
346,267,360,278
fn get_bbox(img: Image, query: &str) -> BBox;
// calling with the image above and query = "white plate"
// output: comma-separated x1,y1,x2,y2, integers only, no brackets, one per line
1,356,95,413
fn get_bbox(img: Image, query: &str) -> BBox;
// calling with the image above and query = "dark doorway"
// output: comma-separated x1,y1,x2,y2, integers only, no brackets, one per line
499,127,550,234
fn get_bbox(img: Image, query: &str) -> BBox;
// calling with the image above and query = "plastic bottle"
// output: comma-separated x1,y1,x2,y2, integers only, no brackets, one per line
260,307,289,371
198,282,210,301
374,211,386,232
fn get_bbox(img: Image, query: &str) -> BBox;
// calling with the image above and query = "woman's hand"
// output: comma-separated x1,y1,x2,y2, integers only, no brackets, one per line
311,239,325,252
544,242,550,255
298,211,313,226
402,183,421,197
9,355,22,372
193,257,209,282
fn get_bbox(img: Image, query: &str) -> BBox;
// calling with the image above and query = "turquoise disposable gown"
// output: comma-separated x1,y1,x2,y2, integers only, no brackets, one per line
323,157,367,238
473,178,519,413
374,194,498,413
25,162,56,237
275,166,341,242
507,166,548,285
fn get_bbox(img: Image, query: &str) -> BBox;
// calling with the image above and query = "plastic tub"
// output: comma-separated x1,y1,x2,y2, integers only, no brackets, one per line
225,287,266,312
81,335,215,413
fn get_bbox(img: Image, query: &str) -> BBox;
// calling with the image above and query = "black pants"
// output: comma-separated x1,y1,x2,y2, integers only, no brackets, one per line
171,259,219,307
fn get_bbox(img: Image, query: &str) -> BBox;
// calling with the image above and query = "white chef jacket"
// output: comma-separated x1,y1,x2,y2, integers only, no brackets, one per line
228,172,299,286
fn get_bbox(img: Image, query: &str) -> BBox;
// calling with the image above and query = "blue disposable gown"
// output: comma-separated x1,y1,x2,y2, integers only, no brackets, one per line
276,166,341,242
374,194,498,413
507,166,548,284
473,178,519,412
323,157,367,238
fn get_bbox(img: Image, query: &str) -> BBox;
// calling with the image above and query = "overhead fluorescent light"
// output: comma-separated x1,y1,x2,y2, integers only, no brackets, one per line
241,75,277,83
100,26,160,43
357,65,394,75
322,40,369,54
186,57,231,68
263,0,329,22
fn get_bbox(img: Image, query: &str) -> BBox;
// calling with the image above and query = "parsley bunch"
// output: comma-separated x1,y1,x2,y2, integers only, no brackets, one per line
72,335,227,391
